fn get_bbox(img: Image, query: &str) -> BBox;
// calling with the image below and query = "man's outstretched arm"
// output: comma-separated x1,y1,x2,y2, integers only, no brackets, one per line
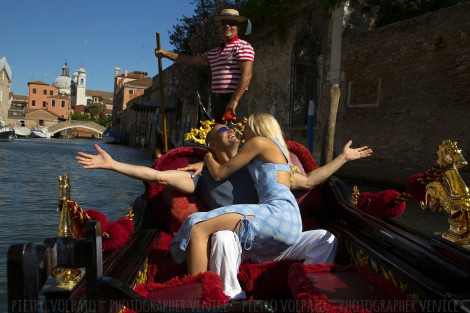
76,144,196,193
155,48,208,65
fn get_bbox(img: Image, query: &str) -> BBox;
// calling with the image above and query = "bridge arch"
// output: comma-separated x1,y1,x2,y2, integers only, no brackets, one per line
47,121,106,137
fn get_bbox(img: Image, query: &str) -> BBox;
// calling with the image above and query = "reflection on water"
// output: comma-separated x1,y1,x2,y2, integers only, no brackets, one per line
0,139,150,312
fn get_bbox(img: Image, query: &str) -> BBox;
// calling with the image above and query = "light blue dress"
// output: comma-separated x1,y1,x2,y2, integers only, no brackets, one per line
170,140,303,263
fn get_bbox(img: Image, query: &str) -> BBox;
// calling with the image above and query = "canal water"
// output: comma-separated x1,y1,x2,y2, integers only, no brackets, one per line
0,139,151,312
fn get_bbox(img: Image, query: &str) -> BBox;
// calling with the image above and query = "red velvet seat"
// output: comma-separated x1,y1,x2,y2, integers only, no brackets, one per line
288,263,413,313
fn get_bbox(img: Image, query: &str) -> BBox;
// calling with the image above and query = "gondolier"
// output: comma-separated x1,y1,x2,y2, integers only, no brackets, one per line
155,8,254,122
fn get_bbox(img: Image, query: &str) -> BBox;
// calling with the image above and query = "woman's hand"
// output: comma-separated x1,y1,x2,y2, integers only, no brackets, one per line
342,140,373,161
204,151,225,181
76,144,115,169
178,161,204,176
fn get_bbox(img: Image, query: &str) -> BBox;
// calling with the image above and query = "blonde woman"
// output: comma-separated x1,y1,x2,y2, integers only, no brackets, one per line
171,113,304,274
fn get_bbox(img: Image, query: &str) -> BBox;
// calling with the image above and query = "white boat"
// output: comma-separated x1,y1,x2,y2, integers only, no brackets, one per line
0,127,15,141
31,127,51,139
0,121,15,141
14,126,31,138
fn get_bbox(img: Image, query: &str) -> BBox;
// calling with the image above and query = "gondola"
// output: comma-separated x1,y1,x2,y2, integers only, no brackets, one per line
7,137,470,313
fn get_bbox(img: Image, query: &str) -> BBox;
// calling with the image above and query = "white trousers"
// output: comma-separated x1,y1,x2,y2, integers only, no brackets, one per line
209,229,337,299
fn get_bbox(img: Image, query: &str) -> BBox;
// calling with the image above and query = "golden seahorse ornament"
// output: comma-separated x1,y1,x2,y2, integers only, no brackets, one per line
423,140,470,246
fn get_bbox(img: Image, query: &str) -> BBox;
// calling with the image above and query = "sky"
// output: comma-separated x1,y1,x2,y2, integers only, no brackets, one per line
1,0,197,95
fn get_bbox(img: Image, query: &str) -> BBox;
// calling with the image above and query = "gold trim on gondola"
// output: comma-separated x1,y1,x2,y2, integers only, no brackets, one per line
351,185,360,209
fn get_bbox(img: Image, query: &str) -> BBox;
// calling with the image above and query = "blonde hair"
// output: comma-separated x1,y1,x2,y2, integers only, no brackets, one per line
247,113,290,162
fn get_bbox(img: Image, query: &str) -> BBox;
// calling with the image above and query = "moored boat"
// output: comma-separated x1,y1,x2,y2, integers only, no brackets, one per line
13,127,31,138
0,126,15,142
31,127,51,139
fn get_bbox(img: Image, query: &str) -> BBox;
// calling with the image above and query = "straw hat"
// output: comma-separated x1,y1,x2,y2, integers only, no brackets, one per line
214,8,247,23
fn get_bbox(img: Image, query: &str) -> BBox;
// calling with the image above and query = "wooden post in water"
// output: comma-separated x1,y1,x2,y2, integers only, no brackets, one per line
325,84,341,162
155,32,169,153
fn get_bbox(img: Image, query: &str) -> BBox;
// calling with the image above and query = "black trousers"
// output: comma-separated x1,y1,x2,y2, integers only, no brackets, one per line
211,93,233,123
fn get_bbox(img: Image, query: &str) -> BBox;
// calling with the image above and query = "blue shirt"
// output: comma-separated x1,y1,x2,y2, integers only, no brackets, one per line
193,167,258,209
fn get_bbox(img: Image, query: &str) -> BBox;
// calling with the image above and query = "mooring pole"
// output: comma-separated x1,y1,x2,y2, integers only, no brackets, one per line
155,32,169,153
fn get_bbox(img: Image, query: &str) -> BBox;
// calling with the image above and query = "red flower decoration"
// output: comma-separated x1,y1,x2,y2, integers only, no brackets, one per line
357,190,407,219
222,109,236,122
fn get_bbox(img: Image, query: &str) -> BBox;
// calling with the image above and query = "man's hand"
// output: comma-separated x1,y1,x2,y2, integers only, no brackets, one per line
178,162,204,176
342,140,373,161
76,144,115,169
223,107,237,122
155,48,170,59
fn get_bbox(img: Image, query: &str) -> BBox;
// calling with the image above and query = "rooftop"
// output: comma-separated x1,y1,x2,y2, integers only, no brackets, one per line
86,89,113,99
125,77,153,88
12,94,28,101
28,80,50,86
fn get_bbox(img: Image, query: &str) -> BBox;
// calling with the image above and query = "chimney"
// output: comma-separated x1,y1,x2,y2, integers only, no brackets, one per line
114,66,121,77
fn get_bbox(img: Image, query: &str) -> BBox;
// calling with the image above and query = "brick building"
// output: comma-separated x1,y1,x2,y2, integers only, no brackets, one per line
27,81,71,120
7,94,27,127
86,89,114,117
111,69,152,130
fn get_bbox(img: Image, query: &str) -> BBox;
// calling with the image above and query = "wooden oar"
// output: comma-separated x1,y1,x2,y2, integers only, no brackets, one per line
155,32,169,153
325,84,341,162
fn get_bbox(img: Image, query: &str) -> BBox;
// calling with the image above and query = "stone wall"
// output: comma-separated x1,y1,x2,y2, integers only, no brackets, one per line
242,2,330,161
337,3,470,183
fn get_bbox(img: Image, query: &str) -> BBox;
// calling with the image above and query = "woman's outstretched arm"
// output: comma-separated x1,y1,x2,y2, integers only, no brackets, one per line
291,140,373,190
205,137,265,181
76,144,196,193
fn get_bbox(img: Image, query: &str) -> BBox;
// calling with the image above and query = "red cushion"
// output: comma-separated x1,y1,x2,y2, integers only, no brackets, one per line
288,263,410,313
287,140,319,172
83,209,134,253
148,232,186,283
133,272,228,309
358,190,407,219
238,260,300,299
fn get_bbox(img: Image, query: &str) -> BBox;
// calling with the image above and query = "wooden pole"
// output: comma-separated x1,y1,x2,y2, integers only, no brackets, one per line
155,32,169,153
325,84,341,162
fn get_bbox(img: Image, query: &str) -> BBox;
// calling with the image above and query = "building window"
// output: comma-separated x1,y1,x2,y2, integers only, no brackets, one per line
80,78,84,85
32,88,36,94
39,120,44,126
20,121,25,127
50,90,53,96
43,101,47,107
129,89,134,95
32,100,36,106
61,101,65,107
52,100,55,107
43,89,47,95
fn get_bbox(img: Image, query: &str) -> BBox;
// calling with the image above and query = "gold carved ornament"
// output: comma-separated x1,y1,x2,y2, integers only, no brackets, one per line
54,174,85,290
421,140,470,247
183,118,247,145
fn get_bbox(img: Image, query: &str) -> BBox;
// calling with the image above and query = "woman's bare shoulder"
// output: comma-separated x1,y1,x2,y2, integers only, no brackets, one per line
246,136,272,145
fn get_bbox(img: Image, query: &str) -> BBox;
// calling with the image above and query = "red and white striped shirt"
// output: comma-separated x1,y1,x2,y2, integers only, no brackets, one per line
206,37,255,94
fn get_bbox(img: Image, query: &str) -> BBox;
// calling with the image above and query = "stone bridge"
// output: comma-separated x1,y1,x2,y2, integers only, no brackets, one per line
47,120,106,137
